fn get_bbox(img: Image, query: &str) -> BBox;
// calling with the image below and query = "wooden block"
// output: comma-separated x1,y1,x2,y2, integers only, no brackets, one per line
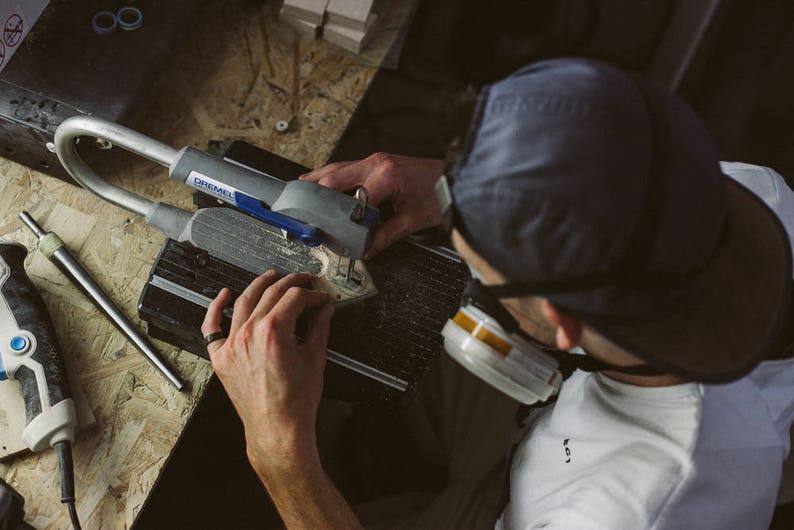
309,246,377,305
323,13,377,54
326,0,373,31
280,8,321,39
282,0,328,25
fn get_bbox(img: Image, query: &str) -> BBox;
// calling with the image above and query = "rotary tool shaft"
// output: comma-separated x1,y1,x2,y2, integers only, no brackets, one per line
19,211,185,391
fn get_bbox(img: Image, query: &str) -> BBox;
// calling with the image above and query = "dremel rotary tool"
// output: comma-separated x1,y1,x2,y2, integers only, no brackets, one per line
0,241,81,529
53,116,379,291
53,117,469,406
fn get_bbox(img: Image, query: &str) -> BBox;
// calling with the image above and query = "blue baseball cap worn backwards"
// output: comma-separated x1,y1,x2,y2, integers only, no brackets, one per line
449,58,792,382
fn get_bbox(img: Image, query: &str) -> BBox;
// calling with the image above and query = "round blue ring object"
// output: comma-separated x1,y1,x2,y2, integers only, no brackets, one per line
92,11,118,36
10,336,28,352
117,7,143,31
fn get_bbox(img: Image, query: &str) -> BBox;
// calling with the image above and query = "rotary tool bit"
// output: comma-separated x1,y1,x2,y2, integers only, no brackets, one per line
19,211,185,391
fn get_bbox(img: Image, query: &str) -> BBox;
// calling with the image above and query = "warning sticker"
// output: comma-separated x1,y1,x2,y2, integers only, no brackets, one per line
3,12,22,47
0,1,48,74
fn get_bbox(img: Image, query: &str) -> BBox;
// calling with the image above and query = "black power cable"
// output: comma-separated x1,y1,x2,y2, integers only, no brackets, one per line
55,442,81,530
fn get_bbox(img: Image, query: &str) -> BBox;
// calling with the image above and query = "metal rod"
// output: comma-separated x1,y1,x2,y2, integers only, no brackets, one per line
19,212,185,391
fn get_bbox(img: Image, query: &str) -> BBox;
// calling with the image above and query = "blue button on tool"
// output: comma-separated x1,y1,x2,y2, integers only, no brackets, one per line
10,336,28,352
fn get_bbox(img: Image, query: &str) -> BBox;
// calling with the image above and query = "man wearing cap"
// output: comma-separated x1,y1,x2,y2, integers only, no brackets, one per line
201,58,794,529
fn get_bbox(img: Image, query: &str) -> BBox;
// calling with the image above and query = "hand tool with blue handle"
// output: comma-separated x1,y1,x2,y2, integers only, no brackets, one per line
0,241,81,529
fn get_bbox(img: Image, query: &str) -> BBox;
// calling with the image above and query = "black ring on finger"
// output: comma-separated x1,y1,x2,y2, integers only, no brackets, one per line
203,332,227,346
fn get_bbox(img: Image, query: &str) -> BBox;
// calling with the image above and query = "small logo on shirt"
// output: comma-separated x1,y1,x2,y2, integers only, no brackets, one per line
563,438,571,463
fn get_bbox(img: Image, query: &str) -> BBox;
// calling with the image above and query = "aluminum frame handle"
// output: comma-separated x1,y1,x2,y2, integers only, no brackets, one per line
54,115,179,218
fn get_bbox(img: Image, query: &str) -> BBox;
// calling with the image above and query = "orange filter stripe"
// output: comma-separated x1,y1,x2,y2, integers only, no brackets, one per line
452,311,513,357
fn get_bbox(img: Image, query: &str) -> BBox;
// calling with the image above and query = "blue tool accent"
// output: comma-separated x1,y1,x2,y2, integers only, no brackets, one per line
234,192,323,247
10,336,28,352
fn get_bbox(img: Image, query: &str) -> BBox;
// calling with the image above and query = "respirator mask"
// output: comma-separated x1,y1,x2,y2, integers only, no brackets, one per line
441,274,564,405
436,175,664,406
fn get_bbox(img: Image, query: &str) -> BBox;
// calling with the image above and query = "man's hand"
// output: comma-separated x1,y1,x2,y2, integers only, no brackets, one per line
201,271,334,476
300,153,445,258
202,272,364,530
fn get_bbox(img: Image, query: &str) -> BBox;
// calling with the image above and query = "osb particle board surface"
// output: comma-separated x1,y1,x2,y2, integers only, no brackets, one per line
0,0,414,528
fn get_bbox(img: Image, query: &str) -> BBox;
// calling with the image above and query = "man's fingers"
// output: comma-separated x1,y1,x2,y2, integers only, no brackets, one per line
278,287,333,322
202,287,231,335
304,302,334,354
300,160,397,207
354,179,394,207
267,286,332,339
298,161,356,184
202,287,232,357
250,272,315,320
366,215,421,259
311,161,376,192
230,270,280,336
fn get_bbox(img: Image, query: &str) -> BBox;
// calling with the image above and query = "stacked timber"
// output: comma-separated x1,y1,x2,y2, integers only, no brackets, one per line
281,0,378,53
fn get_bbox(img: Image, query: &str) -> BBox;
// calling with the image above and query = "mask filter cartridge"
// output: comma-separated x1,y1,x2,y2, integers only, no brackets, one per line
442,305,562,404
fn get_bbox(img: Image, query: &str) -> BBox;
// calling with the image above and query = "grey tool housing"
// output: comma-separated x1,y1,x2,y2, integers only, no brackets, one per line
53,116,378,260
